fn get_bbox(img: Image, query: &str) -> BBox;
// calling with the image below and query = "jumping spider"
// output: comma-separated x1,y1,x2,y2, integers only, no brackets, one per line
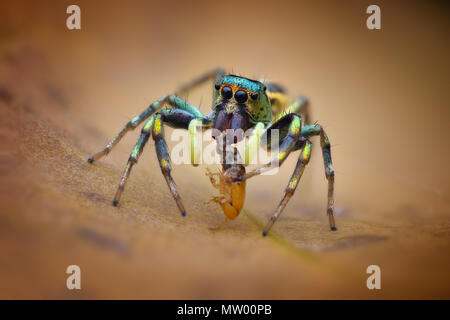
88,68,336,236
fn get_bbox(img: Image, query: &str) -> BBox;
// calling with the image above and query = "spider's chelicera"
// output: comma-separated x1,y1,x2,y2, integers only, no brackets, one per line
88,68,336,236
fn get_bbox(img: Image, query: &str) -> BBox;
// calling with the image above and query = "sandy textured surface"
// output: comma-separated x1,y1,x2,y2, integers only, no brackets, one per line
0,0,449,299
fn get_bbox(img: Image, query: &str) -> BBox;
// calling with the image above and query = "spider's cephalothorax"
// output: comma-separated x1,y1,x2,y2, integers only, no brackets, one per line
213,75,271,125
88,68,336,236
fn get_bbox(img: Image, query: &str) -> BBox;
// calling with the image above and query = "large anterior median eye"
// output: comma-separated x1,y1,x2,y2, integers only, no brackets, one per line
221,86,233,99
234,90,248,103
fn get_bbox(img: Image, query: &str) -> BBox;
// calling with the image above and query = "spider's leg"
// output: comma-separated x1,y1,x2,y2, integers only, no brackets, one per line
110,95,211,206
89,68,223,163
262,81,289,117
112,116,155,206
245,97,308,165
88,96,168,163
175,68,225,96
150,109,213,215
302,124,336,231
262,139,312,236
244,113,302,179
263,80,309,124
152,114,187,215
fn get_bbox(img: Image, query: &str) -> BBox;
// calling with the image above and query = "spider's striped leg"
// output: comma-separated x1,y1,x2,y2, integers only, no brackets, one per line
264,80,309,124
149,109,213,215
175,67,225,96
263,81,289,117
152,114,186,215
112,116,155,206
88,89,209,164
244,97,308,166
302,124,336,231
110,96,210,206
244,113,302,179
89,68,223,163
88,96,168,163
262,139,312,236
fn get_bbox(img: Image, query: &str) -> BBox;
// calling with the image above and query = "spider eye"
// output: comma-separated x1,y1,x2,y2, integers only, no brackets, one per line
263,85,267,91
250,92,259,100
234,90,248,103
221,86,233,99
215,83,220,90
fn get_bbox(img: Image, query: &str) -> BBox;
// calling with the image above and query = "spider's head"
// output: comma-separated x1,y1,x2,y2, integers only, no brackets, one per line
212,75,271,139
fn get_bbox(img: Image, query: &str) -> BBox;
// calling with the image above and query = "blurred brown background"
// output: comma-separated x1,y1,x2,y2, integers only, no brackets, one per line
0,0,449,299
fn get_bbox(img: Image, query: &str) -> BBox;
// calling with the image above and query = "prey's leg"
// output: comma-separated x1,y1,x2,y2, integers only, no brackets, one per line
262,140,312,236
263,80,309,124
244,122,265,165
